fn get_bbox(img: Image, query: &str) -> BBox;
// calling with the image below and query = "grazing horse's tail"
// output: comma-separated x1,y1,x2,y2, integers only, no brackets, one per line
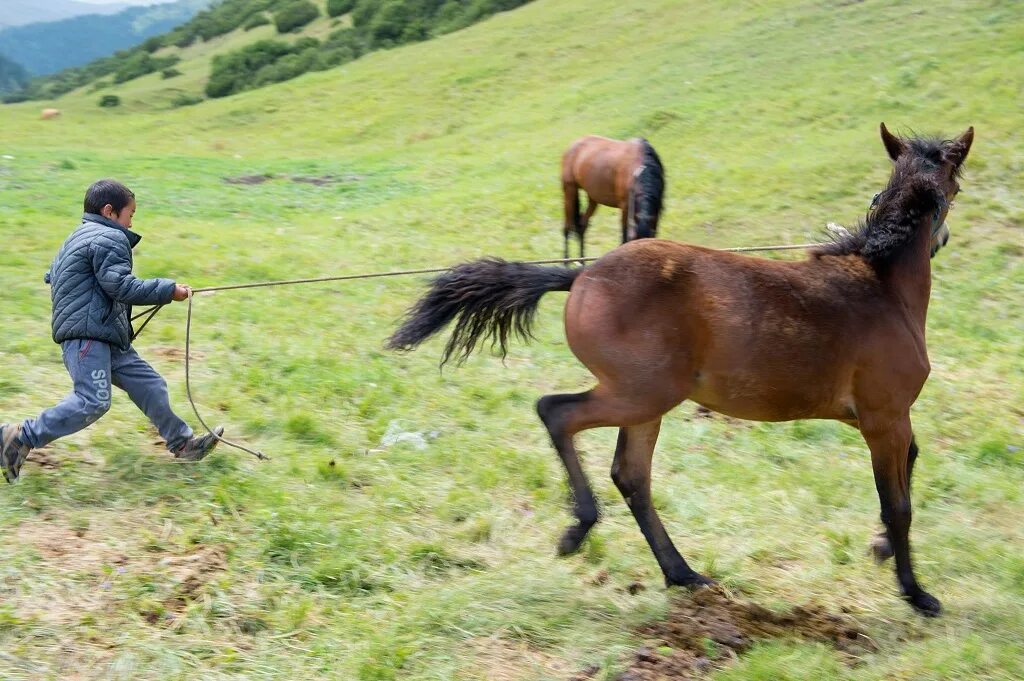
633,139,665,238
387,259,583,366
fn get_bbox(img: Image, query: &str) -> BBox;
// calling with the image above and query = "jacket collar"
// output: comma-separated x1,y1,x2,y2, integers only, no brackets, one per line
82,212,142,248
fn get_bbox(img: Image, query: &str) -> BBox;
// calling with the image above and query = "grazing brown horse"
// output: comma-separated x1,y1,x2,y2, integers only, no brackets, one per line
561,135,665,259
390,124,973,616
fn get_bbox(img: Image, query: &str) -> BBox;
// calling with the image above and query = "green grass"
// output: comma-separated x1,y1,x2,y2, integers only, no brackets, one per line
1,0,1022,679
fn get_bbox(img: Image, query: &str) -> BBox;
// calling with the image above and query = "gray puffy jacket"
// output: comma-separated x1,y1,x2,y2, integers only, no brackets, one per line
46,213,176,351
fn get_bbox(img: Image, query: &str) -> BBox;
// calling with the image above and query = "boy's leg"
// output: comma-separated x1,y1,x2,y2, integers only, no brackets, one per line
19,340,114,450
109,346,193,452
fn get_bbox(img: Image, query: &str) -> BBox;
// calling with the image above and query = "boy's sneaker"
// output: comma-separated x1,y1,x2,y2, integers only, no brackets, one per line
1,424,31,483
173,426,224,462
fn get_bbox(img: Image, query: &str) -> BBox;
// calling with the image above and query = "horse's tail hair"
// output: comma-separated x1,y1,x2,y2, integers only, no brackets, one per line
387,259,582,366
635,139,665,235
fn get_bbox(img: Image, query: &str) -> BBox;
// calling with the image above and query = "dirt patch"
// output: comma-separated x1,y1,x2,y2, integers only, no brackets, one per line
594,587,873,681
468,637,572,681
291,173,363,185
223,174,274,185
158,545,228,614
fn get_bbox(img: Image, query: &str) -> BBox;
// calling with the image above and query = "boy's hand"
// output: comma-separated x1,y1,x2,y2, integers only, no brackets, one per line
171,284,192,302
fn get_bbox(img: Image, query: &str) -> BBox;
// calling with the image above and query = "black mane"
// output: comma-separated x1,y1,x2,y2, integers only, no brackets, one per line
633,138,665,237
813,137,952,267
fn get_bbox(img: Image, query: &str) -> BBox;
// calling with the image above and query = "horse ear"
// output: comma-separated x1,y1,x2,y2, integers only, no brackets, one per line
880,122,906,161
947,126,974,168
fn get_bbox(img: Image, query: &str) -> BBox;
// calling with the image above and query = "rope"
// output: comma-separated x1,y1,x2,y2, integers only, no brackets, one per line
163,243,823,461
185,292,269,461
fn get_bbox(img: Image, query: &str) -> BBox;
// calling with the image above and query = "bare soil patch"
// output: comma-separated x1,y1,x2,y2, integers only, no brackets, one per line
577,586,873,681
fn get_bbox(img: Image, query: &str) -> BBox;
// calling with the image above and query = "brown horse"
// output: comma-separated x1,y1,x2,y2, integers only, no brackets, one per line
561,135,665,260
389,124,973,616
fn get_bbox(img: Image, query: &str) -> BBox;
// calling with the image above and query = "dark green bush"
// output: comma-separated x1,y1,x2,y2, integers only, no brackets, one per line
205,39,295,98
113,53,180,84
98,94,121,107
161,68,183,79
243,13,272,30
327,0,357,17
273,1,320,34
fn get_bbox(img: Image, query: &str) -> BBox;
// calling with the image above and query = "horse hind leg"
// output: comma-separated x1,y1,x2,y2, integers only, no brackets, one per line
579,196,598,260
537,391,601,555
612,420,713,588
562,180,581,262
536,383,687,558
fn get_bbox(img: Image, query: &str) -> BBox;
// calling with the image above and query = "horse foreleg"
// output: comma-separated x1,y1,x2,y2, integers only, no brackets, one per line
612,420,713,588
871,435,918,562
862,418,940,616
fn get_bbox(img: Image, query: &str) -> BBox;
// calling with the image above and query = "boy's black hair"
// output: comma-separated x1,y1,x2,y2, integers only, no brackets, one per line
84,179,135,215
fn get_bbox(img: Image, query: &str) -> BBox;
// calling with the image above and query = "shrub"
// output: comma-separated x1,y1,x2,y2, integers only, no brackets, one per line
273,1,320,34
243,13,271,30
327,0,357,17
113,53,180,84
205,39,294,98
161,68,182,79
170,93,203,108
98,94,121,107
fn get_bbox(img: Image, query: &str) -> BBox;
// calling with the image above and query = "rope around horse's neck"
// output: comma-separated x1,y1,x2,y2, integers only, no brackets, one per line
161,242,823,461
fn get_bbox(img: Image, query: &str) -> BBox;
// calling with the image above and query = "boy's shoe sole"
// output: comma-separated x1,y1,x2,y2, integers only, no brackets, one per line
1,424,31,484
173,426,225,462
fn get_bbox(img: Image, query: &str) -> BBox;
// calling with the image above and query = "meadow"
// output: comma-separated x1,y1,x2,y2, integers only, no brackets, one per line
0,0,1022,679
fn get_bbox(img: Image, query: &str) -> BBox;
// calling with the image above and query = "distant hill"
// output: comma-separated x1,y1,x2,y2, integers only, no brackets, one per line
4,0,534,105
0,0,131,30
0,53,29,93
0,0,210,76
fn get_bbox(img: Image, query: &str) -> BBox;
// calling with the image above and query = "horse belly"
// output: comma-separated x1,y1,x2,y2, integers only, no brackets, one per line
690,368,853,422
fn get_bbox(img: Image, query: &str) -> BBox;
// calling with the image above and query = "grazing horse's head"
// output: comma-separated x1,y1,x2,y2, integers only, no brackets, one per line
878,122,973,258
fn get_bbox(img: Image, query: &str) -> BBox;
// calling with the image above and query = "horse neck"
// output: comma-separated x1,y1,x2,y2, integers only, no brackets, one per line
882,217,934,328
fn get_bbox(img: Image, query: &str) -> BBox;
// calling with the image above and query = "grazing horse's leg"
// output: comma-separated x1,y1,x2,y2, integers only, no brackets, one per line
562,180,580,262
579,196,598,260
871,435,918,562
862,418,940,616
611,420,713,588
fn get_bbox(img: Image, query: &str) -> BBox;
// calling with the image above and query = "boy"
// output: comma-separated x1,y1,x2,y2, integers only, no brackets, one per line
1,179,223,483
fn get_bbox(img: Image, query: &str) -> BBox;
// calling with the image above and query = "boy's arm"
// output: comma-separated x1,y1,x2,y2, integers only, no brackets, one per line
92,239,176,306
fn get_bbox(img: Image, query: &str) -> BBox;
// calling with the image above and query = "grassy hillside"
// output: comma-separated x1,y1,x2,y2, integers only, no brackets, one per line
0,0,1022,679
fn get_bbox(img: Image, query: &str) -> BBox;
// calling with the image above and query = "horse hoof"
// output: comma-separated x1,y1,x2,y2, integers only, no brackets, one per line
666,572,716,590
905,590,942,617
556,527,589,556
869,534,894,563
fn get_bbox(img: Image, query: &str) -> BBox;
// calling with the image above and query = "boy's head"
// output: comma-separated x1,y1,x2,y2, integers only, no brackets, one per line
84,179,136,229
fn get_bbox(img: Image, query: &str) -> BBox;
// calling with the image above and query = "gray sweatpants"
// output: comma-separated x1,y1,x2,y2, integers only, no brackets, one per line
20,339,193,452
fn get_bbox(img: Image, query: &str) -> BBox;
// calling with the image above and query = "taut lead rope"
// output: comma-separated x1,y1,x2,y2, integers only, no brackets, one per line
159,244,823,461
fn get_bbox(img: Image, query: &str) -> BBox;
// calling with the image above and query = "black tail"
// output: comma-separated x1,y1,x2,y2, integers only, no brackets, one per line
633,139,665,238
387,259,583,366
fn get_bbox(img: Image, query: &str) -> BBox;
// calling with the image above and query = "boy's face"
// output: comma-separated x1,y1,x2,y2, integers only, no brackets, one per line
101,199,136,229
